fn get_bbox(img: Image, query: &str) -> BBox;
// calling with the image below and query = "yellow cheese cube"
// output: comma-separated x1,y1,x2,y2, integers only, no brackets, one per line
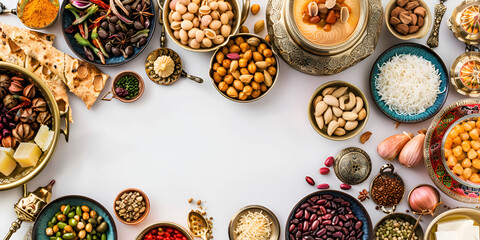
0,147,15,158
13,143,42,168
0,151,16,176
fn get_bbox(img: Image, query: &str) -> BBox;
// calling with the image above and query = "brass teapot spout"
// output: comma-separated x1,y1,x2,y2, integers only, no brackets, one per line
3,180,55,240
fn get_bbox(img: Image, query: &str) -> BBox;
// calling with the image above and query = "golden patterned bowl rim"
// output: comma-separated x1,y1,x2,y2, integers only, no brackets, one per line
448,0,480,45
284,0,369,56
424,208,480,240
135,222,195,240
450,51,480,97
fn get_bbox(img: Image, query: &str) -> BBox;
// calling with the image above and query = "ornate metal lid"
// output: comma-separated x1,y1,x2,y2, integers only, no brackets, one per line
451,51,480,97
448,0,480,46
334,147,372,185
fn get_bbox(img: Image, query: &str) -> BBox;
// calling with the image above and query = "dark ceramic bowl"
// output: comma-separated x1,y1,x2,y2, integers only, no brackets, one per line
60,1,156,66
32,195,117,240
286,190,373,240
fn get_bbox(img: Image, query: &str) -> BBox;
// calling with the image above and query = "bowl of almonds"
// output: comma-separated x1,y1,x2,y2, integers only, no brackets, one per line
308,81,369,140
385,0,432,40
209,33,279,102
164,0,250,52
114,188,150,225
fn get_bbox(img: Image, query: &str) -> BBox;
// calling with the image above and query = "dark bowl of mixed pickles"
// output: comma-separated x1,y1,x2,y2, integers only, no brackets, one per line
60,0,156,66
32,195,117,240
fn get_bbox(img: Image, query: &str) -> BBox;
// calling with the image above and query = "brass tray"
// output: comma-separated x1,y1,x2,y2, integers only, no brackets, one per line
0,62,69,191
266,0,383,75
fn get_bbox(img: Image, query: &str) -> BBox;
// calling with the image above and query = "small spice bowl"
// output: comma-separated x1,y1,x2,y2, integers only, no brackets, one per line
16,0,60,29
424,208,480,240
369,164,405,213
209,33,279,103
384,0,432,40
136,222,194,240
114,188,150,225
308,81,369,141
374,213,424,240
101,71,144,103
228,205,280,240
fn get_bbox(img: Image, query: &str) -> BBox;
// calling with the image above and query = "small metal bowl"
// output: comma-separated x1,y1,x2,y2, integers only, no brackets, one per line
308,81,369,140
101,71,145,103
374,213,424,240
384,0,432,40
17,0,59,29
424,208,480,240
441,114,480,188
113,188,150,225
209,33,279,103
228,205,280,240
136,222,194,240
450,51,480,97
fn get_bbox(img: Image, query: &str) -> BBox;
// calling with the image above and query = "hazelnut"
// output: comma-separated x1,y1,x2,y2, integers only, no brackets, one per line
391,6,404,18
389,16,401,25
394,24,409,35
405,1,419,11
414,7,425,18
396,0,408,7
408,25,420,33
399,11,412,25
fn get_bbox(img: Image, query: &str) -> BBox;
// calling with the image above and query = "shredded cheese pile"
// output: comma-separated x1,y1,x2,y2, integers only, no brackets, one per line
234,211,272,240
375,54,444,116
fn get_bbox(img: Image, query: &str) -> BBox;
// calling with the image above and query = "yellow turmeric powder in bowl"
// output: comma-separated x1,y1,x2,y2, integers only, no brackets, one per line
20,0,59,28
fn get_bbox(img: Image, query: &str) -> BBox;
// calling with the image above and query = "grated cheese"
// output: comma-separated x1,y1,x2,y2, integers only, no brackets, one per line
234,211,272,240
375,54,444,116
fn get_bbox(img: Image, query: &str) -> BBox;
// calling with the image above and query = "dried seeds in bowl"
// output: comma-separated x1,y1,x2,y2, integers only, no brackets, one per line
211,35,277,101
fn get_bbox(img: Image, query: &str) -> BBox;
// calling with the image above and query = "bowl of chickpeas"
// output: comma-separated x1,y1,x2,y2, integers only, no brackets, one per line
442,114,480,187
209,33,279,102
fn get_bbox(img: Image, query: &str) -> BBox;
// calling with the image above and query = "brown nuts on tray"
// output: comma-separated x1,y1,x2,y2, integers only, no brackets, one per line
212,35,277,101
168,0,235,49
389,0,425,35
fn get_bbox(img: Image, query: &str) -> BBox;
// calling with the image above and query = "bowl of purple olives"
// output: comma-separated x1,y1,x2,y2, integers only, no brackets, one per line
102,71,144,103
286,190,373,240
61,0,156,66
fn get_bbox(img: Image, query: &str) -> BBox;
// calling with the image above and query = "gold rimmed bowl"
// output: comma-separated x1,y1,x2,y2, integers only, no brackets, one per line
101,71,145,103
0,0,59,29
228,205,280,240
308,81,369,141
163,0,250,52
0,62,69,191
450,51,480,97
209,33,279,103
385,0,432,40
424,208,480,240
374,213,424,240
441,114,480,188
136,222,194,240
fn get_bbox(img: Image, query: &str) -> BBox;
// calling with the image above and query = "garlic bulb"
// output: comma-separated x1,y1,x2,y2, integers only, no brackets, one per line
398,130,425,167
409,185,440,214
377,132,413,160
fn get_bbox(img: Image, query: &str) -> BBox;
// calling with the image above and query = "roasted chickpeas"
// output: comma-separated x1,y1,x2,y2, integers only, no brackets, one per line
445,118,480,183
211,36,277,101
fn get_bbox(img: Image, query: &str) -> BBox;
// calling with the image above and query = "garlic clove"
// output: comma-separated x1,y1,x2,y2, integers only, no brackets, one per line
377,132,413,161
398,131,425,168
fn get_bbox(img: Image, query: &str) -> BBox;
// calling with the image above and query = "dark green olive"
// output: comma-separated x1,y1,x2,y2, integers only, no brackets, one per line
96,222,108,233
88,218,97,226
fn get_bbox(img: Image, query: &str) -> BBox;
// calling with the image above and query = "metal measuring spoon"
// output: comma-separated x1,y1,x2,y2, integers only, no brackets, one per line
145,0,202,84
187,210,210,240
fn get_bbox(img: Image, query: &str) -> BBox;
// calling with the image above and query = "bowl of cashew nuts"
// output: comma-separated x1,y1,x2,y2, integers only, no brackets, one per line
308,81,370,141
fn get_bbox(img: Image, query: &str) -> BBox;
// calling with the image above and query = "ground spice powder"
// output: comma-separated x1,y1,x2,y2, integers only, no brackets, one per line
21,0,58,28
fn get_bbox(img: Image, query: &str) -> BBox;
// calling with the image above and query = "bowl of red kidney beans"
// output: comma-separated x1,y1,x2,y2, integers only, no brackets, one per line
136,222,194,240
286,190,373,240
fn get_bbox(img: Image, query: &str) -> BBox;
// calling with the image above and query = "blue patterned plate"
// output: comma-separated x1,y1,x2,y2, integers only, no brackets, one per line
32,195,117,240
60,1,156,66
286,190,373,240
369,43,449,123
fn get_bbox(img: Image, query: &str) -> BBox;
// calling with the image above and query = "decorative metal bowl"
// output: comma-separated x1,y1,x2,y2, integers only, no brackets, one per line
384,0,432,40
450,51,480,97
0,62,69,191
16,0,60,29
228,205,280,240
163,0,250,52
308,81,369,141
441,113,480,188
209,33,279,103
136,222,195,240
448,0,480,46
374,213,424,240
285,0,369,56
424,208,480,240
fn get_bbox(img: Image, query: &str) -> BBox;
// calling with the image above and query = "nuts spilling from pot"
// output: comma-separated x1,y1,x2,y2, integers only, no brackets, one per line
211,36,277,101
168,0,235,49
313,86,366,136
389,0,426,35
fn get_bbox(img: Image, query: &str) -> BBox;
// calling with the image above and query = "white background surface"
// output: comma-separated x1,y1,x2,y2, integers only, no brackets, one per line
0,0,476,239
